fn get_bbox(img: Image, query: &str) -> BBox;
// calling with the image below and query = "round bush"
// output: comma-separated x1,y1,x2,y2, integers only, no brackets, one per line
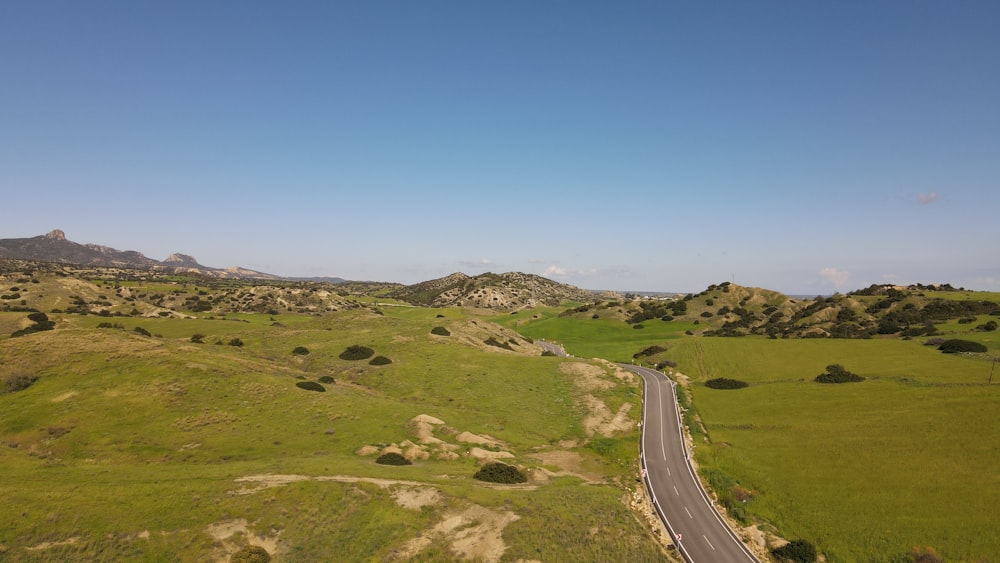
473,462,527,484
771,539,817,562
230,545,271,563
938,339,988,354
295,381,326,392
430,326,451,336
291,346,310,355
375,452,412,466
369,355,392,366
705,378,749,390
339,345,374,360
318,375,335,384
814,364,864,383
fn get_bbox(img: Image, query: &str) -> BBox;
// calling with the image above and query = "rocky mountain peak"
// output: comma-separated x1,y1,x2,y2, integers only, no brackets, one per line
44,229,66,241
164,253,201,267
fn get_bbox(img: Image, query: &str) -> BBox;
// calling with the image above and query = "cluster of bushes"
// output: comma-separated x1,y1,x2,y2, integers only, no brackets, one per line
705,378,749,389
815,364,864,384
474,462,526,484
10,312,55,338
484,337,514,350
937,339,987,354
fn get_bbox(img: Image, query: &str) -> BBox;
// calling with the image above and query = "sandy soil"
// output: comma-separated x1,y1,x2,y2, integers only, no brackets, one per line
400,504,519,563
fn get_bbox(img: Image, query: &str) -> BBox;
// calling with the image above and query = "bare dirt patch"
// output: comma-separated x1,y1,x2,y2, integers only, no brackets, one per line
559,361,614,391
205,518,281,563
581,397,634,438
400,504,519,562
391,486,443,511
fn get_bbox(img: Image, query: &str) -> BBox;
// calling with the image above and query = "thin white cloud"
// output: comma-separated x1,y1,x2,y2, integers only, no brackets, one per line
918,192,939,205
819,267,850,288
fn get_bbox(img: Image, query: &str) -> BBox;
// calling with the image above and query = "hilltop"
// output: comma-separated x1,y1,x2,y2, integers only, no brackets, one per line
388,271,611,309
560,281,1000,339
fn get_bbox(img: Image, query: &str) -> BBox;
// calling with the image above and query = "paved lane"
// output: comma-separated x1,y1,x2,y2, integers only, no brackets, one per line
624,364,758,563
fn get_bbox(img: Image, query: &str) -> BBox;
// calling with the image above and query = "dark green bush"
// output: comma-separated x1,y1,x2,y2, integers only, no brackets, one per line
340,345,374,360
375,452,412,466
771,539,817,562
474,462,527,484
700,311,713,318
705,378,749,389
134,326,152,337
318,375,335,384
815,364,864,383
291,346,310,355
230,545,271,563
938,339,987,354
430,326,450,336
634,345,667,358
190,333,205,343
369,355,392,366
228,337,244,347
295,381,326,392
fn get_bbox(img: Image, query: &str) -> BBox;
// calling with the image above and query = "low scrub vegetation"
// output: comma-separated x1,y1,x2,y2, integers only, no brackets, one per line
937,339,987,354
375,452,411,466
4,373,38,394
771,539,817,562
815,364,864,383
339,345,374,360
295,381,326,392
368,355,392,366
430,326,450,336
291,346,310,355
474,462,527,484
705,377,749,389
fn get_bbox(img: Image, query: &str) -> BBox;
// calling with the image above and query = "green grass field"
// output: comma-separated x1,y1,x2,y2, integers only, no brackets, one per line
503,307,1000,562
0,307,665,561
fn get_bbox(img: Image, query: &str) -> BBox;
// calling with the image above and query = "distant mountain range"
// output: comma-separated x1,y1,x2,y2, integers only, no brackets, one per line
0,230,283,280
0,230,605,310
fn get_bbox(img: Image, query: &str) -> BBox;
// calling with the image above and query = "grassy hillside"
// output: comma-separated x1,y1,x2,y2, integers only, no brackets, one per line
0,274,666,561
505,288,1000,562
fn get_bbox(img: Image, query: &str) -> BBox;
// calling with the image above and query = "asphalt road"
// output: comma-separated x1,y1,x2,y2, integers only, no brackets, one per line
624,363,759,562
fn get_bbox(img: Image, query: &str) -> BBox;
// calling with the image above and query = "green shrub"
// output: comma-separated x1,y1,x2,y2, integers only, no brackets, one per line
815,364,864,383
190,333,205,343
430,326,451,336
228,337,244,347
632,324,644,329
937,339,987,354
634,345,667,358
291,346,310,355
4,373,38,393
368,355,392,366
339,345,374,360
771,539,817,562
474,462,526,484
134,326,152,337
375,452,412,466
705,378,749,389
318,375,335,384
230,545,271,563
295,381,326,392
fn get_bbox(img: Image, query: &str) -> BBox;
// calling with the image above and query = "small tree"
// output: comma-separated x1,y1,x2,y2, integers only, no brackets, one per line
815,364,864,383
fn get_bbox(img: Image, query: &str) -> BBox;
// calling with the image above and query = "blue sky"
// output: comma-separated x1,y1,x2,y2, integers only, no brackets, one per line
3,1,998,294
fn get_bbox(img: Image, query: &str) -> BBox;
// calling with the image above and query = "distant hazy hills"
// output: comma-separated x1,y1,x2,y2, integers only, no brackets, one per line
0,230,280,280
0,230,606,311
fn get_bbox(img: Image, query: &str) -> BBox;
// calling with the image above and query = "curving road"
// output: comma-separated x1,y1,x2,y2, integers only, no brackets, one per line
623,363,759,562
538,341,757,562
